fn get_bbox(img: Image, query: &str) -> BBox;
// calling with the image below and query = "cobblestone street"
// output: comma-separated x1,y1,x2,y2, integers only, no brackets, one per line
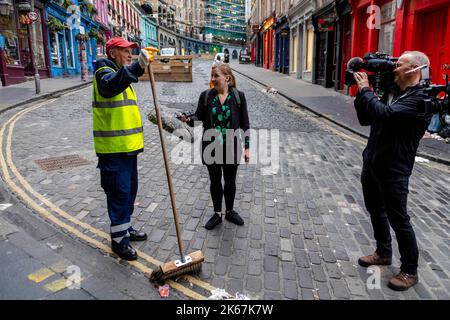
1,59,449,300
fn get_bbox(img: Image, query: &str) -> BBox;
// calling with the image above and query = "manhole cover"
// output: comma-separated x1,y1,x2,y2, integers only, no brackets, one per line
35,154,90,171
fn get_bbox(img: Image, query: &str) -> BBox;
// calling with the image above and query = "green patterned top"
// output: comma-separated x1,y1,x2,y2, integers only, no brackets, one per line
211,94,232,144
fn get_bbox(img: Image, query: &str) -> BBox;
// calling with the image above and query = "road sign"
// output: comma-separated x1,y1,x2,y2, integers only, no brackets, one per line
27,10,38,22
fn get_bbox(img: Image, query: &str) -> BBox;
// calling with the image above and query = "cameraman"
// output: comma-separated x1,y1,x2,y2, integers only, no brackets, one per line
353,51,430,291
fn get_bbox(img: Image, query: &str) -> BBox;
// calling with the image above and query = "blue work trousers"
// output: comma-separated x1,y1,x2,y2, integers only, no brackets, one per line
98,155,138,246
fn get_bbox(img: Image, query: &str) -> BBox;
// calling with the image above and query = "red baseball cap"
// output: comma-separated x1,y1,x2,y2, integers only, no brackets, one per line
105,37,138,53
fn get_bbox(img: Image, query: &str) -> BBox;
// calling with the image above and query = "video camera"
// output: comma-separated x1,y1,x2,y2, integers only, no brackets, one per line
345,52,398,96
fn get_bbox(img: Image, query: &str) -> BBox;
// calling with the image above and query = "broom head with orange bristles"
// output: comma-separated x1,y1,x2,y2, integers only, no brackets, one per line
150,250,204,284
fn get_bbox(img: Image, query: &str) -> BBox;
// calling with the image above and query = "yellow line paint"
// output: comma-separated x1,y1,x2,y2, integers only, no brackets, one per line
49,261,70,274
44,277,71,293
0,99,214,299
28,268,55,283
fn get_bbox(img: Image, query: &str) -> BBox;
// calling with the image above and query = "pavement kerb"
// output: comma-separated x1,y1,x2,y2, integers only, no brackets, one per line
232,67,450,167
0,81,93,116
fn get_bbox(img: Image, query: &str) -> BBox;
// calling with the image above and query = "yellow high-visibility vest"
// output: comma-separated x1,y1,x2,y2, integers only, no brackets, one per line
92,66,144,154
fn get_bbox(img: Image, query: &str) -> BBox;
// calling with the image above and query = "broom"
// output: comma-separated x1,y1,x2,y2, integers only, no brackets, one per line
145,53,204,284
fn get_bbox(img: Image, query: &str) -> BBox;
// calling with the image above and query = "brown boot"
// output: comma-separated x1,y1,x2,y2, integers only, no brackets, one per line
358,251,392,267
388,272,418,291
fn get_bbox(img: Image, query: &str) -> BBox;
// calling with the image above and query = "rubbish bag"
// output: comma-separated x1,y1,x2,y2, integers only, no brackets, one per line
428,113,443,133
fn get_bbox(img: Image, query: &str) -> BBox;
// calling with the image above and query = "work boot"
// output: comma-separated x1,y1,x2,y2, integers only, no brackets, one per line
111,241,138,261
129,227,147,241
388,272,418,291
205,213,222,230
225,210,244,226
358,251,392,267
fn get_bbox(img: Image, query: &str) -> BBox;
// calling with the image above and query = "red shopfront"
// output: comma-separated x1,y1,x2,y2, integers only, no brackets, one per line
350,0,450,89
0,0,50,86
262,15,275,70
394,0,450,85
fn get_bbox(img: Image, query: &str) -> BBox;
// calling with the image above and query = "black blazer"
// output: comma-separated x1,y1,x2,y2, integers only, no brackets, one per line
188,88,250,165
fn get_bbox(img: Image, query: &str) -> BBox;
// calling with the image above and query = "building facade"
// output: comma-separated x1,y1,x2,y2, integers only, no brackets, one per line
46,0,99,78
273,0,290,74
0,0,50,86
204,0,247,46
249,0,450,95
288,0,315,82
350,0,450,87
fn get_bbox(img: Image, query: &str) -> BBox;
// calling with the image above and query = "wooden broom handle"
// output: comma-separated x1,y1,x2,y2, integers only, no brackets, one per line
147,63,185,260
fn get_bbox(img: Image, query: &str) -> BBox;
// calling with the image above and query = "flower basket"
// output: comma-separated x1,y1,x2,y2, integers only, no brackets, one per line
88,28,99,39
61,0,73,9
48,16,64,32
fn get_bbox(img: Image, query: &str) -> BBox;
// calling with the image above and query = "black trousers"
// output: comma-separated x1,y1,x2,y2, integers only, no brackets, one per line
361,166,418,275
206,164,239,213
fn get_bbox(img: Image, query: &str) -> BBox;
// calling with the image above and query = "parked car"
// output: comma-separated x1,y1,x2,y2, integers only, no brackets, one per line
239,50,251,64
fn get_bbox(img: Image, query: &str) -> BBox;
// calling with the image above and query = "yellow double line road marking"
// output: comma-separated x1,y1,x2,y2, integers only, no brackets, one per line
0,99,216,299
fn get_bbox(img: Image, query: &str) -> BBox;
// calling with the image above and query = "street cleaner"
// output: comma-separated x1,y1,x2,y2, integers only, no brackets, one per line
92,37,156,260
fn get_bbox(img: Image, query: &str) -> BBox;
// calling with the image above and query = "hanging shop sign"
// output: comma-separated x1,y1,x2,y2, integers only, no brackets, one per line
27,10,38,22
19,14,32,24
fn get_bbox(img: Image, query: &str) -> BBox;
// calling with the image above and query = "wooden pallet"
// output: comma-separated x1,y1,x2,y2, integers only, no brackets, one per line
140,55,193,82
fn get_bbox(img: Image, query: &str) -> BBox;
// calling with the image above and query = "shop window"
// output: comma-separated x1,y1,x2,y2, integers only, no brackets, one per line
64,28,74,68
50,32,62,67
0,7,20,65
34,10,46,68
305,28,314,71
291,33,297,73
377,1,396,55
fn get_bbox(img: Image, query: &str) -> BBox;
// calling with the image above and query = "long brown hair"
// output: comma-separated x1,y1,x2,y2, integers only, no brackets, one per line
214,64,237,88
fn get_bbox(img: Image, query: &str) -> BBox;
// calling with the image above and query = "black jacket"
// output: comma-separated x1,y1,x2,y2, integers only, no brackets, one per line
187,88,250,165
354,85,430,178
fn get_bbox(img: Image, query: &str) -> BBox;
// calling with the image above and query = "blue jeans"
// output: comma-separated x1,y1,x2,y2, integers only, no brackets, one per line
361,166,418,275
98,155,138,246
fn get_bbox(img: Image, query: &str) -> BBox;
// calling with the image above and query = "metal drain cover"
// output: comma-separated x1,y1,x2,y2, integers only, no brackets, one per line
35,154,90,171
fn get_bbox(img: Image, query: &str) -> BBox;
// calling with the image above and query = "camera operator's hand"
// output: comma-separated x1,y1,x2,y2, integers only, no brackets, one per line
354,72,370,92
